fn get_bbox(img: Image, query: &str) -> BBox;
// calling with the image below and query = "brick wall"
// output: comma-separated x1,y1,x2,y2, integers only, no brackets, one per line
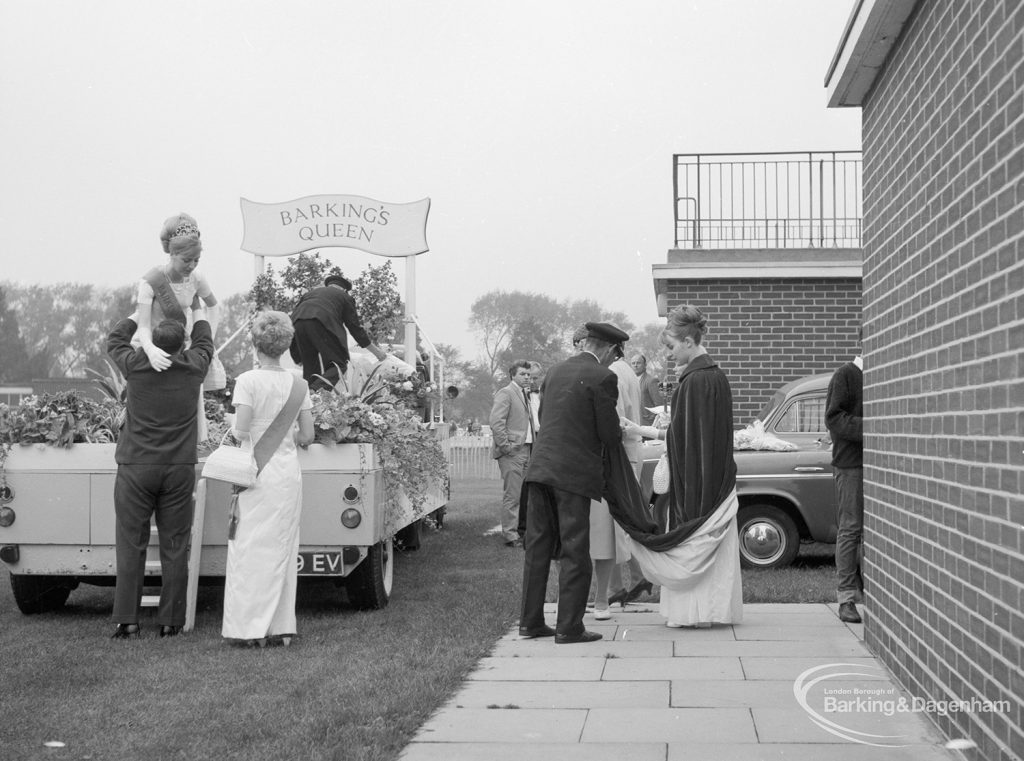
661,277,861,424
859,1,1024,759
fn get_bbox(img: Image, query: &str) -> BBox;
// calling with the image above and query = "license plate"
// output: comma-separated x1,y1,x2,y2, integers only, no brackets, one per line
296,552,343,575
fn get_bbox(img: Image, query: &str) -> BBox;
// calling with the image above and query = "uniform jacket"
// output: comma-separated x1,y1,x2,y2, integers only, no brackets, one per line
489,380,533,459
107,317,214,465
525,352,621,500
288,286,371,365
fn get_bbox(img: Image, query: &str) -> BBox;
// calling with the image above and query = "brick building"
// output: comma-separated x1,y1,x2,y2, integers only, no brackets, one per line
827,1,1023,759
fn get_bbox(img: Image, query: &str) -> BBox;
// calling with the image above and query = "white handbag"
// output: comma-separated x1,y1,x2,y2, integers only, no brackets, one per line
652,453,670,495
201,433,257,488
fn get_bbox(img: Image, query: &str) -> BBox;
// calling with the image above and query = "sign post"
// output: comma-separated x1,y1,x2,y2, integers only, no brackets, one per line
239,194,431,365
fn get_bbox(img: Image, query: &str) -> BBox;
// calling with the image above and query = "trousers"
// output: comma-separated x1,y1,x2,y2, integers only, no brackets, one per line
834,466,864,604
112,463,195,626
497,446,530,542
520,483,592,637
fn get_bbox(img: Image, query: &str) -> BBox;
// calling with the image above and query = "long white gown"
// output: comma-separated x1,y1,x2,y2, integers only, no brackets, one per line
627,491,743,625
222,368,311,640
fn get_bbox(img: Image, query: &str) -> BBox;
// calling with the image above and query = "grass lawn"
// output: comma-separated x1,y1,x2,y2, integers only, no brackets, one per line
0,478,521,761
0,477,835,761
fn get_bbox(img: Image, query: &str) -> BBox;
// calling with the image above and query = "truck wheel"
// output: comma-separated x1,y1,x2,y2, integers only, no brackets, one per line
346,540,393,610
737,505,800,569
10,573,77,614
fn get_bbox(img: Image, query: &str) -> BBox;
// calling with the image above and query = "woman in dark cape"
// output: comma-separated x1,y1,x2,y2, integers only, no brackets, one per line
605,305,743,628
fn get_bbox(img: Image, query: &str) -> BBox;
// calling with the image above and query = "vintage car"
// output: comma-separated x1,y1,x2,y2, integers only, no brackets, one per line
639,373,835,569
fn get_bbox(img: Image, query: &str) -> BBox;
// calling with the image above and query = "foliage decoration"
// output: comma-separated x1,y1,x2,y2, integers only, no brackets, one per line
309,362,447,513
0,391,123,450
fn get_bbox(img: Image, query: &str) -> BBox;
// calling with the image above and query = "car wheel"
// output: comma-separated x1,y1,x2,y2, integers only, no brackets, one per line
737,505,800,569
345,540,393,610
10,573,77,614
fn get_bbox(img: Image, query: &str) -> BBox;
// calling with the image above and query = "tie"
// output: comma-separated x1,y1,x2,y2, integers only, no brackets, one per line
524,390,535,443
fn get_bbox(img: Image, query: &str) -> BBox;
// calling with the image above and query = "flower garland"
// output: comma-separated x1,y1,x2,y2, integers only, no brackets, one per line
309,365,448,513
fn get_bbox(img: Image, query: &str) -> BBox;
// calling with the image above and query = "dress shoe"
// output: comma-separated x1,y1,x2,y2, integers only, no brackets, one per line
838,601,862,623
667,621,711,628
504,539,524,548
624,579,654,603
607,588,629,608
555,630,603,644
159,625,182,638
111,623,140,640
593,607,611,621
518,625,556,639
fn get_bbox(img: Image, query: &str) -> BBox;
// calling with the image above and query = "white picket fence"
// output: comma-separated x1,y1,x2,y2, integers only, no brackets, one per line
447,434,500,480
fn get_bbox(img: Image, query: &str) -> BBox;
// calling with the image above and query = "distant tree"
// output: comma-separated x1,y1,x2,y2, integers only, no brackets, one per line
470,289,638,378
215,292,257,377
2,282,138,378
0,286,31,383
468,291,564,378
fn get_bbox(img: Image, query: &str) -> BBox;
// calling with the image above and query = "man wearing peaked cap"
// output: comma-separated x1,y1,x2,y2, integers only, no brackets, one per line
585,321,630,345
289,274,387,390
518,320,626,645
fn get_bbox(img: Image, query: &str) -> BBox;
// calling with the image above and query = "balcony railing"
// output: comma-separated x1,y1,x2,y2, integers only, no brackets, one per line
673,151,862,249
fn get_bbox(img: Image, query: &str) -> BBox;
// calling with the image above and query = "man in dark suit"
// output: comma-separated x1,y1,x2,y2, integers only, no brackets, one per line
106,304,213,639
519,322,628,644
289,274,387,390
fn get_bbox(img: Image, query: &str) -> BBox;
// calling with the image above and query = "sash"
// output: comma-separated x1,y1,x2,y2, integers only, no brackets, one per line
143,267,186,326
252,375,307,474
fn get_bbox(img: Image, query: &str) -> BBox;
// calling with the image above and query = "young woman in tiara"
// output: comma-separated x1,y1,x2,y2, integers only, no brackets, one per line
131,213,220,437
133,213,219,367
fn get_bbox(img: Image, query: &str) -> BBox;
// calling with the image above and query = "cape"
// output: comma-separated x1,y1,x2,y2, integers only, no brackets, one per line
604,354,737,551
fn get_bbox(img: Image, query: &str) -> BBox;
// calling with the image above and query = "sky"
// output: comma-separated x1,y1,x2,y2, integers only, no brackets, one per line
0,0,861,361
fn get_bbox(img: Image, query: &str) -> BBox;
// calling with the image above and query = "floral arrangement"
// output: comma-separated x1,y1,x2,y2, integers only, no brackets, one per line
309,363,448,513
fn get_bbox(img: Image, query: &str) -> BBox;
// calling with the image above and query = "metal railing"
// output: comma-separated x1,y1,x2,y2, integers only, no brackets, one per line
673,151,862,249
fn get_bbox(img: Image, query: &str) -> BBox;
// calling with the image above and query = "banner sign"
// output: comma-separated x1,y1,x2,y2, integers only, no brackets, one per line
240,195,430,257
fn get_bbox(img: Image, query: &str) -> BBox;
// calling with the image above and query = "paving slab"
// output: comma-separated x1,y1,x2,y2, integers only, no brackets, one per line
399,603,964,761
615,623,738,641
491,637,672,658
741,655,885,681
670,678,798,707
665,743,962,761
401,741,666,761
672,638,871,657
451,679,669,709
752,706,942,744
602,655,743,681
581,707,757,743
467,656,605,681
413,707,586,743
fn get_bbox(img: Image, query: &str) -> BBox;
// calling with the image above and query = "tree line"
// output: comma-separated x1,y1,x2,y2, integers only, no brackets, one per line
1,258,669,424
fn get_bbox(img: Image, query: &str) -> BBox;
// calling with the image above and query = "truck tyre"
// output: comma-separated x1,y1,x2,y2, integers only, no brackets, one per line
737,505,800,569
346,539,393,610
10,573,76,614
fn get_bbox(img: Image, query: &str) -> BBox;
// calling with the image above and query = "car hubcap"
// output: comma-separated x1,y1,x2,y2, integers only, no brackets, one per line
742,522,783,563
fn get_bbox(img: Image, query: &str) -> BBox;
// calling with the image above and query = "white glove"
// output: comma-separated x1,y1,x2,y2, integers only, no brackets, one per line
143,342,171,372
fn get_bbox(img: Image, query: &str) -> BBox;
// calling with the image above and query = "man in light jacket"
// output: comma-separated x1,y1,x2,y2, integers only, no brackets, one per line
489,359,536,547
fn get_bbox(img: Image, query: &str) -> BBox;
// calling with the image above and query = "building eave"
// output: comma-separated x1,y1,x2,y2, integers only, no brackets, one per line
825,0,920,108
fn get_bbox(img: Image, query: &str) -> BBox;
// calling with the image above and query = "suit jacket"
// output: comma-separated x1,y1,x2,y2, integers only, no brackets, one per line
107,317,214,465
525,352,621,500
637,371,665,425
288,286,371,364
489,381,533,458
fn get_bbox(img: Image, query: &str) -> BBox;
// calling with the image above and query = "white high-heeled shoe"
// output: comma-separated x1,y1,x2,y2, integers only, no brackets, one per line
593,608,612,621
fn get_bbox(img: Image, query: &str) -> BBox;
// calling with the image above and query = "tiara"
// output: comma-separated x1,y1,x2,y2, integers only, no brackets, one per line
173,221,200,238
